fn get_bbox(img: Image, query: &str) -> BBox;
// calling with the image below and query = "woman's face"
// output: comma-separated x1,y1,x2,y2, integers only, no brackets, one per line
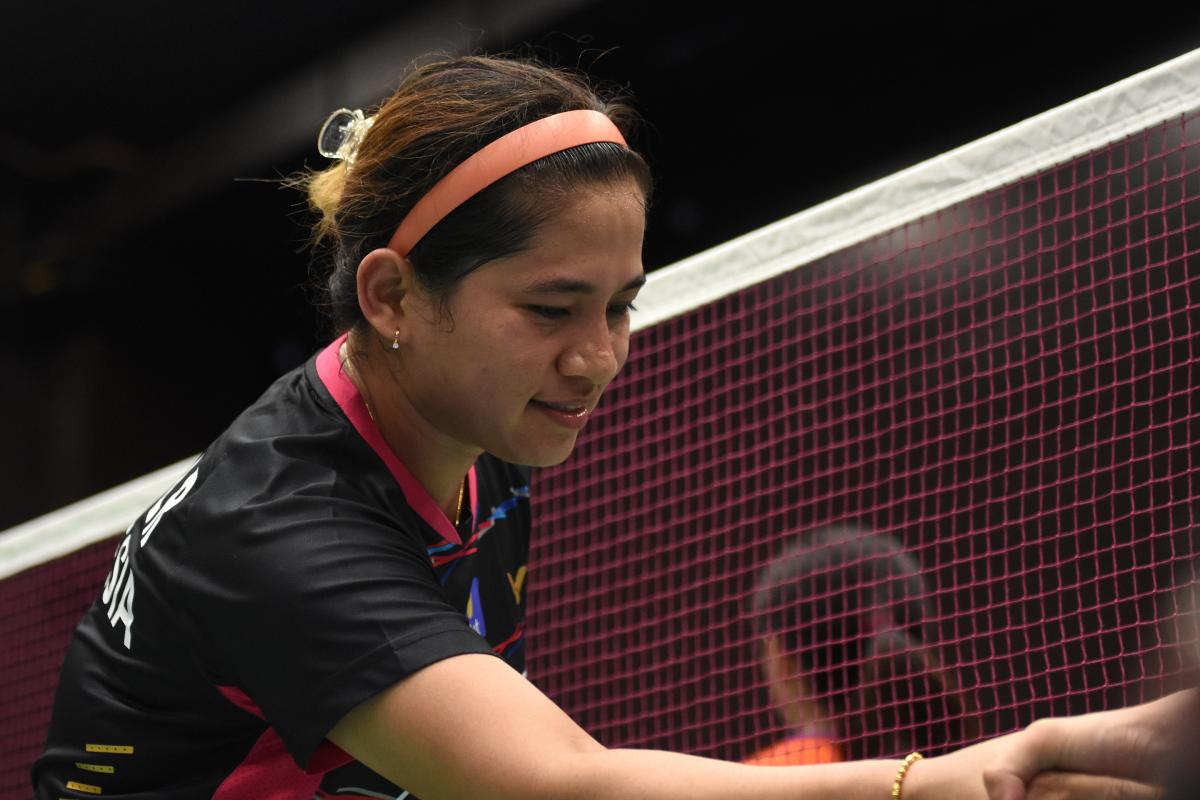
399,182,646,467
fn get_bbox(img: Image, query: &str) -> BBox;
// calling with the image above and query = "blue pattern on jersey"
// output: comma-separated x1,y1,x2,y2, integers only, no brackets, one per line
504,636,524,661
466,577,486,636
439,559,462,586
483,486,528,525
426,484,529,558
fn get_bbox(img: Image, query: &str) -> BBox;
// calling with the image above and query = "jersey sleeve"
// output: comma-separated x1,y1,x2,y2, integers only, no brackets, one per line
163,461,497,769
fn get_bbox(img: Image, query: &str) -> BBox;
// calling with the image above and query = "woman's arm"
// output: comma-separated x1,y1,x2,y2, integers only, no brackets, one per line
329,652,1187,800
328,653,904,800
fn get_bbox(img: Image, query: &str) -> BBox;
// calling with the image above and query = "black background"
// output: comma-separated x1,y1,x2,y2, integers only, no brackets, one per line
3,0,1199,529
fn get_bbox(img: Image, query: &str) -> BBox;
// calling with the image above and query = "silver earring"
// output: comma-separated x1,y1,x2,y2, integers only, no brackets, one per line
392,330,400,350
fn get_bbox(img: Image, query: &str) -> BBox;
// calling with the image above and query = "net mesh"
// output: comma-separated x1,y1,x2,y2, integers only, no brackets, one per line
524,113,1200,760
4,59,1200,794
0,539,117,796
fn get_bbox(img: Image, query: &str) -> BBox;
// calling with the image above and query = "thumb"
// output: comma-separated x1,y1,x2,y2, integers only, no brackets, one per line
982,767,1027,800
979,719,1059,800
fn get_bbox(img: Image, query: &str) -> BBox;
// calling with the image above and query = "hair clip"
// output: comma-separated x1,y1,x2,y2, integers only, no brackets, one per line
317,108,374,167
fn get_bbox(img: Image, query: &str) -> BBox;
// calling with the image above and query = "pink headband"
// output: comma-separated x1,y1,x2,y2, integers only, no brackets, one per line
386,109,628,257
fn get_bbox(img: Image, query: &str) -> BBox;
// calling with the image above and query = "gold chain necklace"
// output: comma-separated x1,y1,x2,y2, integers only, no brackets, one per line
341,344,467,527
453,478,466,528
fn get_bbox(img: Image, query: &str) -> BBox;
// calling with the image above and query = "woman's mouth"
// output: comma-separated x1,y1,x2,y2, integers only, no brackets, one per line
530,399,593,429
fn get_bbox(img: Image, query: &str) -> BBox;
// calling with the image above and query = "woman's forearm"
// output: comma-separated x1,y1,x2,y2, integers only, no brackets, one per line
558,739,1018,800
563,748,902,800
332,653,1037,800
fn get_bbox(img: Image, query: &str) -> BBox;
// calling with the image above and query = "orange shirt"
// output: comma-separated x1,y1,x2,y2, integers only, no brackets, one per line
742,735,842,766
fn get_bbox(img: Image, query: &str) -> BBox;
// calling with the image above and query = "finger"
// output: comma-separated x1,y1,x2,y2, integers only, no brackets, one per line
981,717,1060,797
982,766,1028,800
1025,770,1162,800
1107,689,1200,737
1053,719,1166,781
1142,689,1200,732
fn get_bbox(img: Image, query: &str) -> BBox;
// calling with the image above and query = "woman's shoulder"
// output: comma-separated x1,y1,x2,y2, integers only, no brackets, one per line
222,355,351,449
186,358,404,523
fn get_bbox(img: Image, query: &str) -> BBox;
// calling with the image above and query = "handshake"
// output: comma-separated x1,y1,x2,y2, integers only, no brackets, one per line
907,689,1199,800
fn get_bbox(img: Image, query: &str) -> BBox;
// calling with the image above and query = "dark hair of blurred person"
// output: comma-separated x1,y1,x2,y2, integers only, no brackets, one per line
747,525,979,764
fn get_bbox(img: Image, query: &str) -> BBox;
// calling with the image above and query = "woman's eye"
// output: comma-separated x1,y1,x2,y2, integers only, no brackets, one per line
526,302,637,320
528,305,569,319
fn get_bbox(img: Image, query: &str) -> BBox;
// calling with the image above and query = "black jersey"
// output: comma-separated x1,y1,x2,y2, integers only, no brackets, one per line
34,336,532,799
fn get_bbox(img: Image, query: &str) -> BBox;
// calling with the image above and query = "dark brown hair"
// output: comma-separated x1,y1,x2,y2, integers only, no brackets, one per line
752,525,980,759
297,54,654,333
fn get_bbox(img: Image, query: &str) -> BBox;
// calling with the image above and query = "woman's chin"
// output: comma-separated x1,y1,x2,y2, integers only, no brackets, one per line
492,437,579,468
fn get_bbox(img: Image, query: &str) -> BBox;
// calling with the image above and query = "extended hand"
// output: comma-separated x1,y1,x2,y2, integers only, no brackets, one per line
981,690,1196,800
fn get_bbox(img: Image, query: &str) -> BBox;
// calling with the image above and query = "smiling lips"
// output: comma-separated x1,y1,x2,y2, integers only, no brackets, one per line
533,399,587,412
530,398,594,429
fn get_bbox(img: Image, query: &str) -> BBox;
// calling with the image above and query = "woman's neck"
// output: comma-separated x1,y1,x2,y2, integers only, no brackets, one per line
340,334,478,523
773,690,837,739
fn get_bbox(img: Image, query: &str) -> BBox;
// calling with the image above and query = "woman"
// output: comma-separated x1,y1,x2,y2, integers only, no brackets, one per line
746,526,978,765
34,53,1192,800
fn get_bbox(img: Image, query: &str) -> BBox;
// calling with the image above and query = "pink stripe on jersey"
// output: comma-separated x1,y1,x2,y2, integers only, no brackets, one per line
468,462,479,521
316,335,474,546
213,686,353,797
219,684,263,718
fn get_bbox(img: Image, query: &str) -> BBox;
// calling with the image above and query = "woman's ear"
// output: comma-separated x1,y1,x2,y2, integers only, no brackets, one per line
356,247,420,344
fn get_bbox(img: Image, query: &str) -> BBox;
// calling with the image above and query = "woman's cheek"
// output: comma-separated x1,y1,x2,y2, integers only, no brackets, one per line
614,333,632,371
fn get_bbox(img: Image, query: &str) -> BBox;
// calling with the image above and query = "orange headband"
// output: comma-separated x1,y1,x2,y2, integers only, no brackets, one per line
386,109,628,257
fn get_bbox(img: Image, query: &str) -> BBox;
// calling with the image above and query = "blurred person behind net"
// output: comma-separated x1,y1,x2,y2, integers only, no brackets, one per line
746,524,978,765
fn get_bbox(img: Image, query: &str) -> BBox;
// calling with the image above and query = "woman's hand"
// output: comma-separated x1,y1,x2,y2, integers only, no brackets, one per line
979,690,1196,800
903,690,1195,800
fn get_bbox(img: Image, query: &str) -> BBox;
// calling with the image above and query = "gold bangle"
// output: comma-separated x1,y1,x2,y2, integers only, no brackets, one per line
891,752,923,800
